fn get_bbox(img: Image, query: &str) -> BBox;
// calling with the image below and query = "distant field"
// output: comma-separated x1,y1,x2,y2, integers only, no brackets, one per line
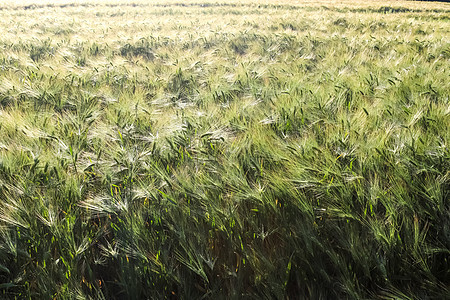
0,0,449,298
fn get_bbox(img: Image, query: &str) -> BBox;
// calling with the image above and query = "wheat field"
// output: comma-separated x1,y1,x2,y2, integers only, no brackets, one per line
0,0,449,298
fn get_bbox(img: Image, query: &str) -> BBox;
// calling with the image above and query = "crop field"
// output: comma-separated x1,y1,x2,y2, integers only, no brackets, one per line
0,0,449,298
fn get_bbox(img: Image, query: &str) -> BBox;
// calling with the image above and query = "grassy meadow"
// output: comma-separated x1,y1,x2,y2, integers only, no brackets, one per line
0,0,449,298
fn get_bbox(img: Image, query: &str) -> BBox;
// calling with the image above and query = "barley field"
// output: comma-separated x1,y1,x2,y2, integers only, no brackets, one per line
0,0,449,298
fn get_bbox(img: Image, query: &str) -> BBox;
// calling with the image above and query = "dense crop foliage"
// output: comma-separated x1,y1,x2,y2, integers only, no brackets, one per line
0,0,449,298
